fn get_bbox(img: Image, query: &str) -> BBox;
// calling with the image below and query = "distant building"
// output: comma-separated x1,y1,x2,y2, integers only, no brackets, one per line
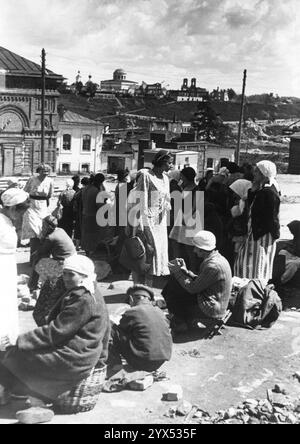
210,87,229,102
145,83,165,97
168,78,209,102
0,46,63,176
100,139,139,173
56,108,104,174
151,120,191,134
100,69,138,94
144,148,199,172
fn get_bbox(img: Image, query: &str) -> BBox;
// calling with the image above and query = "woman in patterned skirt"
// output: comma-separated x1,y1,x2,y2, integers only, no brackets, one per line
128,150,173,286
234,161,281,285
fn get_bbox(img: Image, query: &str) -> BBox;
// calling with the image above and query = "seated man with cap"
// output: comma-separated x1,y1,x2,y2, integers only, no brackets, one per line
163,230,232,332
109,285,173,373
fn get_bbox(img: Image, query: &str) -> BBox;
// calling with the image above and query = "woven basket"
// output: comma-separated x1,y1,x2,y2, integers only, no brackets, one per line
55,365,107,414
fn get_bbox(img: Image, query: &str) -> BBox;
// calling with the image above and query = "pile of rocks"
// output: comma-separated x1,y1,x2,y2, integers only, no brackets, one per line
194,384,300,424
164,381,300,424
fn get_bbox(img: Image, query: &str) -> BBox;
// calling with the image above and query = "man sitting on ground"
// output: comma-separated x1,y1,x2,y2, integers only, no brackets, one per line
109,285,173,372
163,230,232,333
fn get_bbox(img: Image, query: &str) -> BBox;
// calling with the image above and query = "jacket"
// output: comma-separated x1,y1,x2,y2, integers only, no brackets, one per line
3,286,110,400
248,186,280,241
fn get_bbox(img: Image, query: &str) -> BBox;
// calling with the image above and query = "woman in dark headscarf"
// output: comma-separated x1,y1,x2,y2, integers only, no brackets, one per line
128,150,173,286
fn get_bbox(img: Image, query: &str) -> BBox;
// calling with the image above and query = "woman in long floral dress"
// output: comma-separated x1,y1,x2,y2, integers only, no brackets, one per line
128,150,173,286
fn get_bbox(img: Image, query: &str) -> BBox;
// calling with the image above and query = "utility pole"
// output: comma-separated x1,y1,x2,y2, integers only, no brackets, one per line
236,69,247,164
41,48,46,164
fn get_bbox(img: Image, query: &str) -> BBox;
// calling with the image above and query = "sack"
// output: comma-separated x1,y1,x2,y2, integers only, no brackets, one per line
124,236,146,260
119,235,151,274
229,279,282,329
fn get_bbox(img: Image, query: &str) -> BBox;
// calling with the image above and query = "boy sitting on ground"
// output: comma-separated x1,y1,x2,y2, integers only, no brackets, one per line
109,285,173,373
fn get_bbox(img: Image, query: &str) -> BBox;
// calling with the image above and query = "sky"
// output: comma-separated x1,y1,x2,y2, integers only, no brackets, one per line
0,0,299,96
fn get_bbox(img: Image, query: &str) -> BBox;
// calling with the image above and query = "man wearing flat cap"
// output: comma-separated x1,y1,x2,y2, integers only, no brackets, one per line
109,285,173,372
163,230,232,333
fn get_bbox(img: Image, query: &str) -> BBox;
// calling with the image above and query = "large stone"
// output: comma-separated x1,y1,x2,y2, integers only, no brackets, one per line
224,408,237,419
176,400,192,417
127,375,154,391
244,399,259,408
273,384,288,395
162,384,183,402
293,372,300,382
248,417,260,424
16,407,54,425
270,393,294,408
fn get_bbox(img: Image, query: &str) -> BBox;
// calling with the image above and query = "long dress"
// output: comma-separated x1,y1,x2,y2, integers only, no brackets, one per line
0,213,19,346
234,191,279,285
23,176,54,240
131,170,171,277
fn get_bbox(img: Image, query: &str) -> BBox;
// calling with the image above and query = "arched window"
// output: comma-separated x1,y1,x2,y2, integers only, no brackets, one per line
82,134,91,152
63,134,71,151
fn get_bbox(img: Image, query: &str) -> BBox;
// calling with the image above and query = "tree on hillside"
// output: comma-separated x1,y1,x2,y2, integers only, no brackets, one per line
227,88,237,101
191,102,231,143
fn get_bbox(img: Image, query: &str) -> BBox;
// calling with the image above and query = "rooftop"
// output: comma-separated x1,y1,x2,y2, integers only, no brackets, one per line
0,46,62,79
61,110,101,125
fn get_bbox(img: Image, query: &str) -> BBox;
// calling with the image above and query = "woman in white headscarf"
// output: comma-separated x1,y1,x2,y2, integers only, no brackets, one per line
229,179,252,258
234,161,281,284
0,189,29,349
0,254,110,405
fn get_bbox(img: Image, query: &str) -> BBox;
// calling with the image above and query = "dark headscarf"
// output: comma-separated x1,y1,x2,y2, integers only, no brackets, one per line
181,167,196,183
288,220,300,256
152,150,173,167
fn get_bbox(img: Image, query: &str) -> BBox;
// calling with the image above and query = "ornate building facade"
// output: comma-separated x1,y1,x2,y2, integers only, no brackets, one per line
0,47,63,176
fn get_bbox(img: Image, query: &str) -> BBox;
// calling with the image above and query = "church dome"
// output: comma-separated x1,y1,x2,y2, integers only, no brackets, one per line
113,69,127,81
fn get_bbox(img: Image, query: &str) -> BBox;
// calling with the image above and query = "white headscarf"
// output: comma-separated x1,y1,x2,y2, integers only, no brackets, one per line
257,160,280,192
168,169,181,183
230,179,252,200
63,255,96,294
230,179,252,218
66,178,74,189
1,189,29,207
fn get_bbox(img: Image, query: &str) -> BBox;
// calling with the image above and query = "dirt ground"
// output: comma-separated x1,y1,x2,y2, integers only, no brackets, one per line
0,174,300,425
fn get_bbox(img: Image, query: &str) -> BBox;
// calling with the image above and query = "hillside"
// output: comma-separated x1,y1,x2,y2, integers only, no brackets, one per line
59,94,300,126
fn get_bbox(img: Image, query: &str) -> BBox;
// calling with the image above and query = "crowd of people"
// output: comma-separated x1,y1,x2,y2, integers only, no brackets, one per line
0,152,285,417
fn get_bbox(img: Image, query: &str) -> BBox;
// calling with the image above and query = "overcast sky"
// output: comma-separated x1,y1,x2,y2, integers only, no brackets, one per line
0,0,299,96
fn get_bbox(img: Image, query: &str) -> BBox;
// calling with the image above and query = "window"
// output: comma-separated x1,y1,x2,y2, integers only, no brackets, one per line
184,157,190,167
63,134,71,151
82,135,91,152
207,158,214,168
61,163,71,174
36,99,49,111
81,163,90,174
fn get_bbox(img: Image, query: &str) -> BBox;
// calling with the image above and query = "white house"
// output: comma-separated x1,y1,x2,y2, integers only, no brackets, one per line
56,110,104,174
144,149,199,172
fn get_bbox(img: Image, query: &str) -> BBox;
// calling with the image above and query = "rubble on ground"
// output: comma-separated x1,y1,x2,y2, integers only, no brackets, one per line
163,382,300,424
